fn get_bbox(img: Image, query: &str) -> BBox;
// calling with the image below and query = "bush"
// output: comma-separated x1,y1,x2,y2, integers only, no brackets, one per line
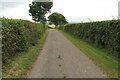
2,18,47,63
59,20,120,58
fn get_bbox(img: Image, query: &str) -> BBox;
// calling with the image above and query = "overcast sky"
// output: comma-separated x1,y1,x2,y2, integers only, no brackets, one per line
0,0,119,22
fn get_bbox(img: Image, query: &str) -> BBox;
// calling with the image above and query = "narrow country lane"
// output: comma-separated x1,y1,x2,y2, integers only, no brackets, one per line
27,29,107,78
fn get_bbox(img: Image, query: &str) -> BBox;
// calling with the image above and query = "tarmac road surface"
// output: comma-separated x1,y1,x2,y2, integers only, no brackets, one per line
27,29,107,78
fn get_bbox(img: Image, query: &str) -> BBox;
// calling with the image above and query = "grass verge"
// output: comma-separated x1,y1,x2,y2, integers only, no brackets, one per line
58,30,118,78
3,30,49,78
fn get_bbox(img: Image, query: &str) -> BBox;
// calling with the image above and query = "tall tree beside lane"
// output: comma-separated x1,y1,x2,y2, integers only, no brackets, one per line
48,12,68,26
29,0,53,24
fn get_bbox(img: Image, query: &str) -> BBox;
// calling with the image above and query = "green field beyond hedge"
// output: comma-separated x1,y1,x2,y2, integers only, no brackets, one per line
59,20,120,58
2,18,47,66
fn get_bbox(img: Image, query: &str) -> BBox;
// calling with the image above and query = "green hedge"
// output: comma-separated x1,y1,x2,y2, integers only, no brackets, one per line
2,18,47,63
59,20,120,58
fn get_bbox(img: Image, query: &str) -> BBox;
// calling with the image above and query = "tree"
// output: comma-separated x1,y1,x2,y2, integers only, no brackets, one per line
29,0,53,24
48,12,68,26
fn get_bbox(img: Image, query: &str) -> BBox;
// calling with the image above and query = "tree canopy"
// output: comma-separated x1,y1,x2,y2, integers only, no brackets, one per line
48,12,68,26
29,0,53,24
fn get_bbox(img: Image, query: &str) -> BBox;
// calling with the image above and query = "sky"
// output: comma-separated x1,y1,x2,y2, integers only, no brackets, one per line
0,0,119,23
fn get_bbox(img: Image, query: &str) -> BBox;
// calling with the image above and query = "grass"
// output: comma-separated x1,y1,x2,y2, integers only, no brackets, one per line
63,74,67,78
58,30,118,78
57,55,62,59
3,30,49,78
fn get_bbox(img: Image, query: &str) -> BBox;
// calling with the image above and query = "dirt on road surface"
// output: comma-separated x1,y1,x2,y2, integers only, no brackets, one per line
27,29,107,78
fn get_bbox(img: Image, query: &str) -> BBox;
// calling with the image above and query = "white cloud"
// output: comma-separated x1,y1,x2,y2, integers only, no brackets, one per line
0,0,119,22
0,0,33,20
49,0,119,22
3,3,32,20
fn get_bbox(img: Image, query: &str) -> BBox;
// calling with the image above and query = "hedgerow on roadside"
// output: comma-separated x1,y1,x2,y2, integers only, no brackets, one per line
58,20,120,58
2,18,47,64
